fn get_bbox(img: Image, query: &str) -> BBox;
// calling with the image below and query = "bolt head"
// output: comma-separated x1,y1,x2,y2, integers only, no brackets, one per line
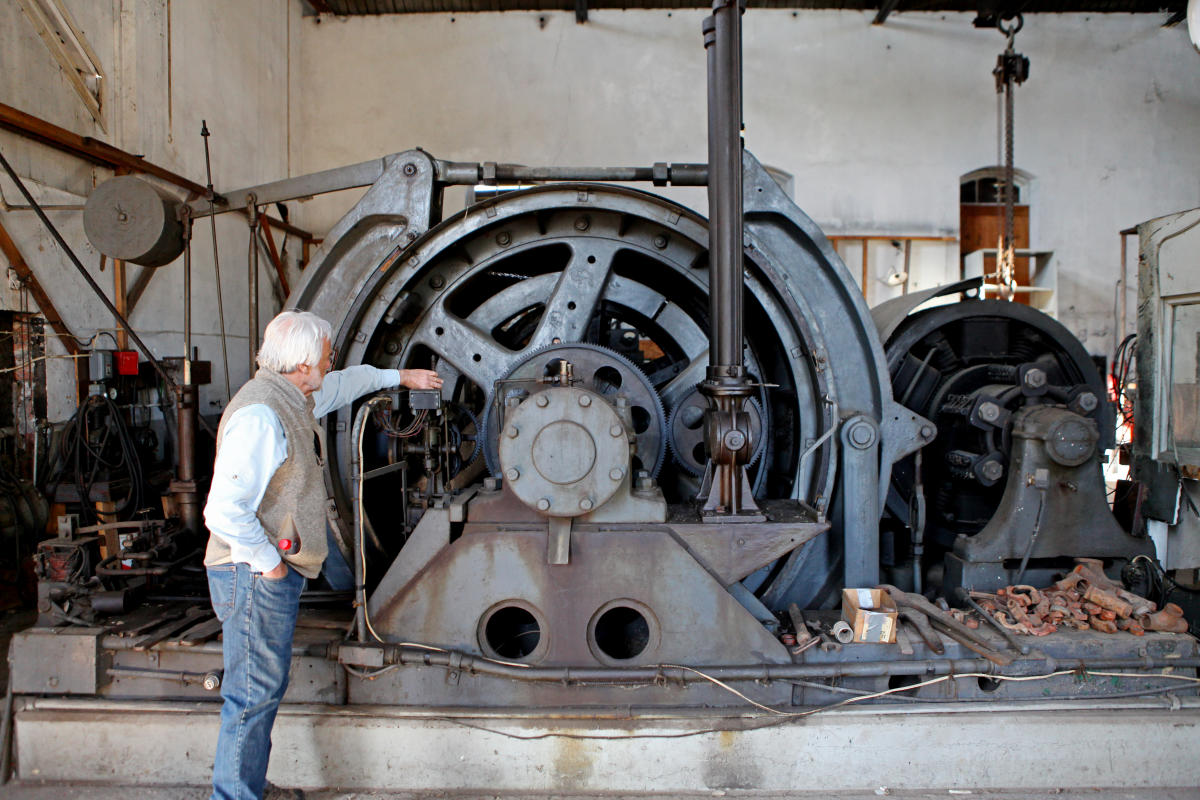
535,394,549,408
653,235,668,249
610,424,623,438
536,498,551,511
609,467,624,481
579,497,594,511
724,430,747,450
1077,392,1098,412
429,275,445,289
1024,368,1047,389
978,402,1001,423
505,467,520,481
849,423,875,447
574,215,591,231
578,394,592,407
980,461,1004,482
920,424,936,440
506,425,520,438
496,231,511,246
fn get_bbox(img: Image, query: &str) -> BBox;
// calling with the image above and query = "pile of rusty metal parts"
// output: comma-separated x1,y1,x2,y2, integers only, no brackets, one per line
956,557,1190,637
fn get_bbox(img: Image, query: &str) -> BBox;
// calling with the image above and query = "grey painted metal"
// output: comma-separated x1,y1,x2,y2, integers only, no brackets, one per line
186,157,390,218
946,405,1155,593
839,415,881,587
498,386,632,516
1133,208,1200,569
82,176,184,267
10,628,102,695
483,343,668,479
284,147,905,607
435,160,710,186
870,276,982,344
703,1,744,374
16,696,1200,791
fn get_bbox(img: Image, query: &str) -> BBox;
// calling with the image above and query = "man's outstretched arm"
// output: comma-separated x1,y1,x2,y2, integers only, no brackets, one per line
312,365,443,416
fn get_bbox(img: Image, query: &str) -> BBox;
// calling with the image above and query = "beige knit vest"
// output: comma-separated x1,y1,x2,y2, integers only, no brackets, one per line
204,369,330,579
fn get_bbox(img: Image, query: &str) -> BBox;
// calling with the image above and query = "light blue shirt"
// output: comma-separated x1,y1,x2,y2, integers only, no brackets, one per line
203,366,403,574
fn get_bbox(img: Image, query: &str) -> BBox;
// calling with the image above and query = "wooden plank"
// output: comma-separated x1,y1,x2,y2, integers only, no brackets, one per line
131,606,212,651
259,216,290,296
14,0,105,130
113,258,127,349
124,263,156,313
175,616,224,646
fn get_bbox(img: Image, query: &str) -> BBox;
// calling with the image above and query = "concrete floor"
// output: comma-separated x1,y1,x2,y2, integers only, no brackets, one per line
2,788,1200,800
4,787,1200,800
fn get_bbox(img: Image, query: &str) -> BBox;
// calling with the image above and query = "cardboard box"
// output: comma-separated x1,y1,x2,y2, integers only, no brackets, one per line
841,588,898,643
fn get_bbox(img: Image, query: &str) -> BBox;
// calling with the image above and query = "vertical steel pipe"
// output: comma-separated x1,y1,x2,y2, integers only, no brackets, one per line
703,0,745,374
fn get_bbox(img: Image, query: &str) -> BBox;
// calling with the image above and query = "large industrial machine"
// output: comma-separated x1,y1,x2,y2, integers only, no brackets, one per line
6,4,1196,780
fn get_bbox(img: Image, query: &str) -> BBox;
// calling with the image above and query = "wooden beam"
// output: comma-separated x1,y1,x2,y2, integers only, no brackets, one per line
0,101,215,201
259,217,290,297
124,263,157,314
113,258,128,350
14,0,105,131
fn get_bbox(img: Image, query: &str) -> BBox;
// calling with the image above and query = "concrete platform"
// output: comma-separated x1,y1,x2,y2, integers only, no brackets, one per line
13,696,1200,794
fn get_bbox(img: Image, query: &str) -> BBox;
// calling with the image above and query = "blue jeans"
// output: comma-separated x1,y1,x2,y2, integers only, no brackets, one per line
207,562,305,800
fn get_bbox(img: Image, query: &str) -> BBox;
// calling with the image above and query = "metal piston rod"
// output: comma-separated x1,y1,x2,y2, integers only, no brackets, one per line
700,0,761,520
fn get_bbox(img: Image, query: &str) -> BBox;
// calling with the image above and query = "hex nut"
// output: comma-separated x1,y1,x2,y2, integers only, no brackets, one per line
609,467,624,481
579,497,594,511
505,467,520,481
536,394,550,408
536,498,551,511
610,425,623,438
1077,392,1099,412
578,394,592,407
980,460,1004,482
506,425,520,439
1024,368,1047,389
978,401,1001,423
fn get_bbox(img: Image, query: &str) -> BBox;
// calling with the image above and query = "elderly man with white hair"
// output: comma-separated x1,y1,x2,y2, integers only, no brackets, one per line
203,309,440,800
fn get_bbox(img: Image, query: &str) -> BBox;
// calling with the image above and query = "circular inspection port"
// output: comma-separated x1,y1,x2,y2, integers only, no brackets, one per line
588,600,660,664
478,601,546,661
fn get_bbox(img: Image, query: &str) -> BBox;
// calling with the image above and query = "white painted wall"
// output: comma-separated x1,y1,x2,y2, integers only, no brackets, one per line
0,0,299,420
294,9,1200,356
3,4,1198,425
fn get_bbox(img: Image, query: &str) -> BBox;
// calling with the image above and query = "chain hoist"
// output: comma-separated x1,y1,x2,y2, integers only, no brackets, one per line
993,14,1029,299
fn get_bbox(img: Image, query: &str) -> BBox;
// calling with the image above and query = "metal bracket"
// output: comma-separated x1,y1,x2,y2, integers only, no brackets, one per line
548,516,572,565
841,414,881,587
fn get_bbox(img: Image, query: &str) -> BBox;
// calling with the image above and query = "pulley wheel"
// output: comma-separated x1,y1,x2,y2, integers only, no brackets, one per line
84,176,185,267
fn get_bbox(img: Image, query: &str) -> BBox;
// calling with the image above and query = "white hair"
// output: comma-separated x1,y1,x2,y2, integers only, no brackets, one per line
257,310,332,373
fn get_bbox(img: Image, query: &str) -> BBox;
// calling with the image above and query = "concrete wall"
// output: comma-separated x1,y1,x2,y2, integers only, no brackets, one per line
3,4,1198,424
294,9,1200,356
0,0,299,420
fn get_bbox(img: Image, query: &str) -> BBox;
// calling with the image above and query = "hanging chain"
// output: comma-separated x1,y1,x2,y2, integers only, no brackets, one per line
993,15,1028,299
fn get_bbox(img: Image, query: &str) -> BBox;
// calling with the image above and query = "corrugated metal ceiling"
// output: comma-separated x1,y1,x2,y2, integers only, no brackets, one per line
305,0,1182,15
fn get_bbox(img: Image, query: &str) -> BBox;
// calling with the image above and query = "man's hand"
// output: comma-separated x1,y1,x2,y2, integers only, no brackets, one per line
262,562,289,580
400,369,443,390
